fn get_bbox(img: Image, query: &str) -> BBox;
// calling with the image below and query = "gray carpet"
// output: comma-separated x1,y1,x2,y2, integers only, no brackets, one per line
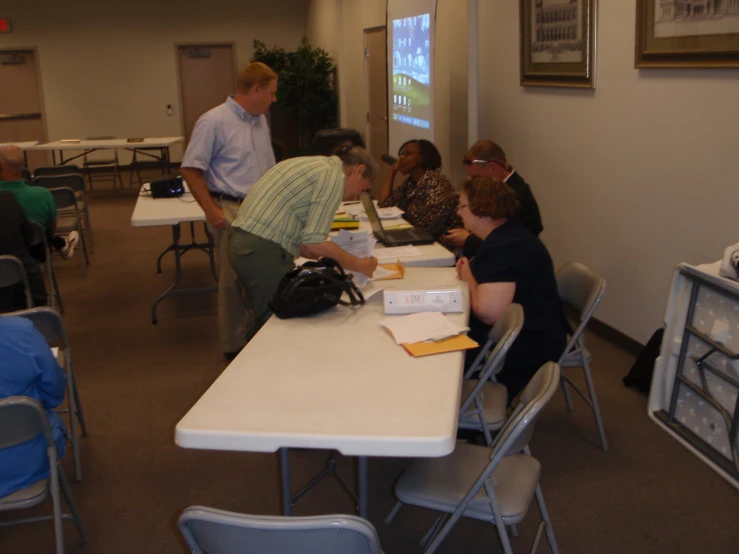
1,185,738,554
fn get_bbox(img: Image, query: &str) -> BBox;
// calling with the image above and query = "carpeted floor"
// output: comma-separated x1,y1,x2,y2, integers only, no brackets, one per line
1,184,738,554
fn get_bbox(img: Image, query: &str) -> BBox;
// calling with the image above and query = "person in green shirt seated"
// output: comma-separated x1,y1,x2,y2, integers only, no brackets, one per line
0,146,78,260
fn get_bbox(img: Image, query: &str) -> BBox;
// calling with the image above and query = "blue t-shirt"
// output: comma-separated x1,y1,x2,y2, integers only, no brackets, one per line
0,317,67,498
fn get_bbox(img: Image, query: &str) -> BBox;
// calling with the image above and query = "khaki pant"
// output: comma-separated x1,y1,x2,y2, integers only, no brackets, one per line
208,198,255,354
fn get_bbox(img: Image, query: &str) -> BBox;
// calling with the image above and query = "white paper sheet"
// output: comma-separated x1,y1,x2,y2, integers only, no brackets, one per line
380,312,469,345
372,245,423,261
343,201,404,220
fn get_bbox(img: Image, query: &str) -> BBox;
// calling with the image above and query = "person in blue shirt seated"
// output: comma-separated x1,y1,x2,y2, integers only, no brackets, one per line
0,316,67,498
455,176,567,402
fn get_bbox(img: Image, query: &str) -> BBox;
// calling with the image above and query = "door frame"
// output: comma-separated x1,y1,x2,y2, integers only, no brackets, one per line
174,42,237,147
363,25,388,155
0,46,49,147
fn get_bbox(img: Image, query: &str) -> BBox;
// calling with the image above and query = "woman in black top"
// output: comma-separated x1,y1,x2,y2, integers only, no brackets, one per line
455,177,566,401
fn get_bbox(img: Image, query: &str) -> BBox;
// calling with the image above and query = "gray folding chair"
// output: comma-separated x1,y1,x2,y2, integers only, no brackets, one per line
0,255,33,309
0,307,88,482
22,167,33,184
457,303,524,445
83,136,122,191
33,174,94,252
33,165,83,178
49,187,90,275
385,362,561,554
178,506,383,554
0,397,88,554
29,221,63,313
556,262,608,451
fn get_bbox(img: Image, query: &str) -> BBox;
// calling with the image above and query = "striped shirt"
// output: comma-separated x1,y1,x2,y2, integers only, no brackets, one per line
232,156,345,256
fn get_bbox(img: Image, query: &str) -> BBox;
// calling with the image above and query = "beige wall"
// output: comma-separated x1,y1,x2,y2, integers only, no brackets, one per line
0,0,307,162
313,0,469,185
479,1,739,343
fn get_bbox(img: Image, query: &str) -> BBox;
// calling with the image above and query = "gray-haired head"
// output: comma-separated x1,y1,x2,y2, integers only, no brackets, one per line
334,144,379,182
0,145,25,180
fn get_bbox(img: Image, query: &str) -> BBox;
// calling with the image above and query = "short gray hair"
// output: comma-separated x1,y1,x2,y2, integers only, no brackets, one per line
0,145,25,172
335,145,378,182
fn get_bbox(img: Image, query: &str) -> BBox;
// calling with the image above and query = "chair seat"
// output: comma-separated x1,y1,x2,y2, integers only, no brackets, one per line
559,347,591,368
84,159,117,167
0,478,49,511
394,442,540,524
458,380,508,430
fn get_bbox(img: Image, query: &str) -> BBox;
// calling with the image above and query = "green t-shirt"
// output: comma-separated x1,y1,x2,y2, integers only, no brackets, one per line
0,180,56,228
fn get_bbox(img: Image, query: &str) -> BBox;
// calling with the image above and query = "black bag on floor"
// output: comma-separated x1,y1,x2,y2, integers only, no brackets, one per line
270,257,365,319
623,328,664,395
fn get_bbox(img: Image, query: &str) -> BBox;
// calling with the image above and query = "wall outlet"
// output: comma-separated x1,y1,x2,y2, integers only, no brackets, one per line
383,286,464,315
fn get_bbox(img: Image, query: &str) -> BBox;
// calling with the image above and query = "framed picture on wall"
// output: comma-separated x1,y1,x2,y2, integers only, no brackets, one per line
636,0,739,68
519,0,596,88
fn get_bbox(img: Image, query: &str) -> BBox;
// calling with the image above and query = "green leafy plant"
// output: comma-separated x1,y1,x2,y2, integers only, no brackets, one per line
252,38,338,157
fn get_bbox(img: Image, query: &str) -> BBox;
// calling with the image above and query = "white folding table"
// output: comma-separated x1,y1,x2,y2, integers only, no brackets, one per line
176,267,468,518
130,185,218,324
29,136,183,170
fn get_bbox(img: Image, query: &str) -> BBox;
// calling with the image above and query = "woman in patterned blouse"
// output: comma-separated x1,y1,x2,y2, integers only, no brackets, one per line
378,139,458,241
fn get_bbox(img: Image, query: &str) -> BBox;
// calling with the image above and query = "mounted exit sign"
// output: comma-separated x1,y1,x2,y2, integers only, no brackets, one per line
0,18,11,33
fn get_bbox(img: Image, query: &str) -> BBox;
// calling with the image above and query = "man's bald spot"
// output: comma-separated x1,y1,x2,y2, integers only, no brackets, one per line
0,145,25,172
469,140,506,164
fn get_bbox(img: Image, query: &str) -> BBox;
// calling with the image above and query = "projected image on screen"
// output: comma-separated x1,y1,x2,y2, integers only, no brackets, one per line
392,14,431,130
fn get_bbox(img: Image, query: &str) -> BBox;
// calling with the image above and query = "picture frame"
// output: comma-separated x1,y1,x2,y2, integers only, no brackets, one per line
519,0,596,89
636,0,739,68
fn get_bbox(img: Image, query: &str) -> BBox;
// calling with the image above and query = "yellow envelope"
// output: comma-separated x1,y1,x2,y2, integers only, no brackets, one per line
401,334,479,357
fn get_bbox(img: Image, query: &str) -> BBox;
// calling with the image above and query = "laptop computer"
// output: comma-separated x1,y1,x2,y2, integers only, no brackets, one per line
360,191,435,246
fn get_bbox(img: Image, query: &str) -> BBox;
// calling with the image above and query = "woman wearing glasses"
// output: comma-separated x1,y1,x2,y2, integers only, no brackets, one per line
455,176,566,402
378,139,457,241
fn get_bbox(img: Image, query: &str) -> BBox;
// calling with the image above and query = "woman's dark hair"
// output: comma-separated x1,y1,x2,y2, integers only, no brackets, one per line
462,176,520,220
398,139,442,170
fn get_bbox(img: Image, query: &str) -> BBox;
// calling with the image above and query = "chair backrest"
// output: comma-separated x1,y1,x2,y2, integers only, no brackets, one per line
22,167,33,183
33,174,85,193
0,396,52,451
556,262,606,358
488,362,561,461
460,304,524,413
178,506,382,554
49,187,79,211
28,221,48,249
0,306,67,348
0,255,33,308
33,165,82,178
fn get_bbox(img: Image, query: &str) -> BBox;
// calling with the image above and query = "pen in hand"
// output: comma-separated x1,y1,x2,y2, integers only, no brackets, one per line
343,201,361,205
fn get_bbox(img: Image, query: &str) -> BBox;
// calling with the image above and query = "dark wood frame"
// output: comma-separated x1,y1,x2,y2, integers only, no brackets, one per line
636,0,739,68
519,0,596,88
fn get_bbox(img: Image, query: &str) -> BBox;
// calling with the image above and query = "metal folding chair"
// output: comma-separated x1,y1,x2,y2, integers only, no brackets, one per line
83,136,123,191
0,397,87,554
0,255,33,309
178,506,382,554
458,303,524,445
385,362,562,554
28,222,63,312
0,307,88,482
49,187,90,275
556,262,608,451
33,165,83,178
33,174,94,252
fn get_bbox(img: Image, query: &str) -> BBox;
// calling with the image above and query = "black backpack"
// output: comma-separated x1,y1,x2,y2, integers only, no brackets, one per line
623,328,664,395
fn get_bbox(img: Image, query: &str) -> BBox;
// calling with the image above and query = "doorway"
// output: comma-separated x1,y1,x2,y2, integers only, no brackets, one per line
177,44,236,144
364,27,389,192
0,49,48,169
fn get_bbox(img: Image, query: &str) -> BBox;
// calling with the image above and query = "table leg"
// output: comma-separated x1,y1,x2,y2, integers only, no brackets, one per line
279,448,293,516
52,150,57,166
358,456,368,519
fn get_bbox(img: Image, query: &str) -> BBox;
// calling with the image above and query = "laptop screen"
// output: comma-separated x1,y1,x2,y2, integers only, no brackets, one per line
360,192,387,239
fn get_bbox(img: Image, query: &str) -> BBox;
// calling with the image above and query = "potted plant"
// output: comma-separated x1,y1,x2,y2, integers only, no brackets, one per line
251,38,338,158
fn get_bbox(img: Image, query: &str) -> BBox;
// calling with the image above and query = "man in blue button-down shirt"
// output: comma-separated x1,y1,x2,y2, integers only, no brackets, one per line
181,62,278,359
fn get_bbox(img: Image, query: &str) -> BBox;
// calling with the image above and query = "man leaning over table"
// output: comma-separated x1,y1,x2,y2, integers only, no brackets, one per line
228,146,379,342
180,62,278,361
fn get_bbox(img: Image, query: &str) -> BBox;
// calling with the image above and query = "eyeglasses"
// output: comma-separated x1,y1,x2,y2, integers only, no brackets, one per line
399,150,420,157
456,203,469,212
462,157,492,166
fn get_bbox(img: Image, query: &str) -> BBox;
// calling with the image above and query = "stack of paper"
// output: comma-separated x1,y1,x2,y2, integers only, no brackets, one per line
380,312,478,357
372,245,423,261
331,230,376,287
344,201,405,220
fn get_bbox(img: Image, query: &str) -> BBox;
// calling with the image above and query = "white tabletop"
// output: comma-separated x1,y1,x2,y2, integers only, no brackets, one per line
0,141,38,149
30,136,183,150
176,266,467,457
130,184,204,227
